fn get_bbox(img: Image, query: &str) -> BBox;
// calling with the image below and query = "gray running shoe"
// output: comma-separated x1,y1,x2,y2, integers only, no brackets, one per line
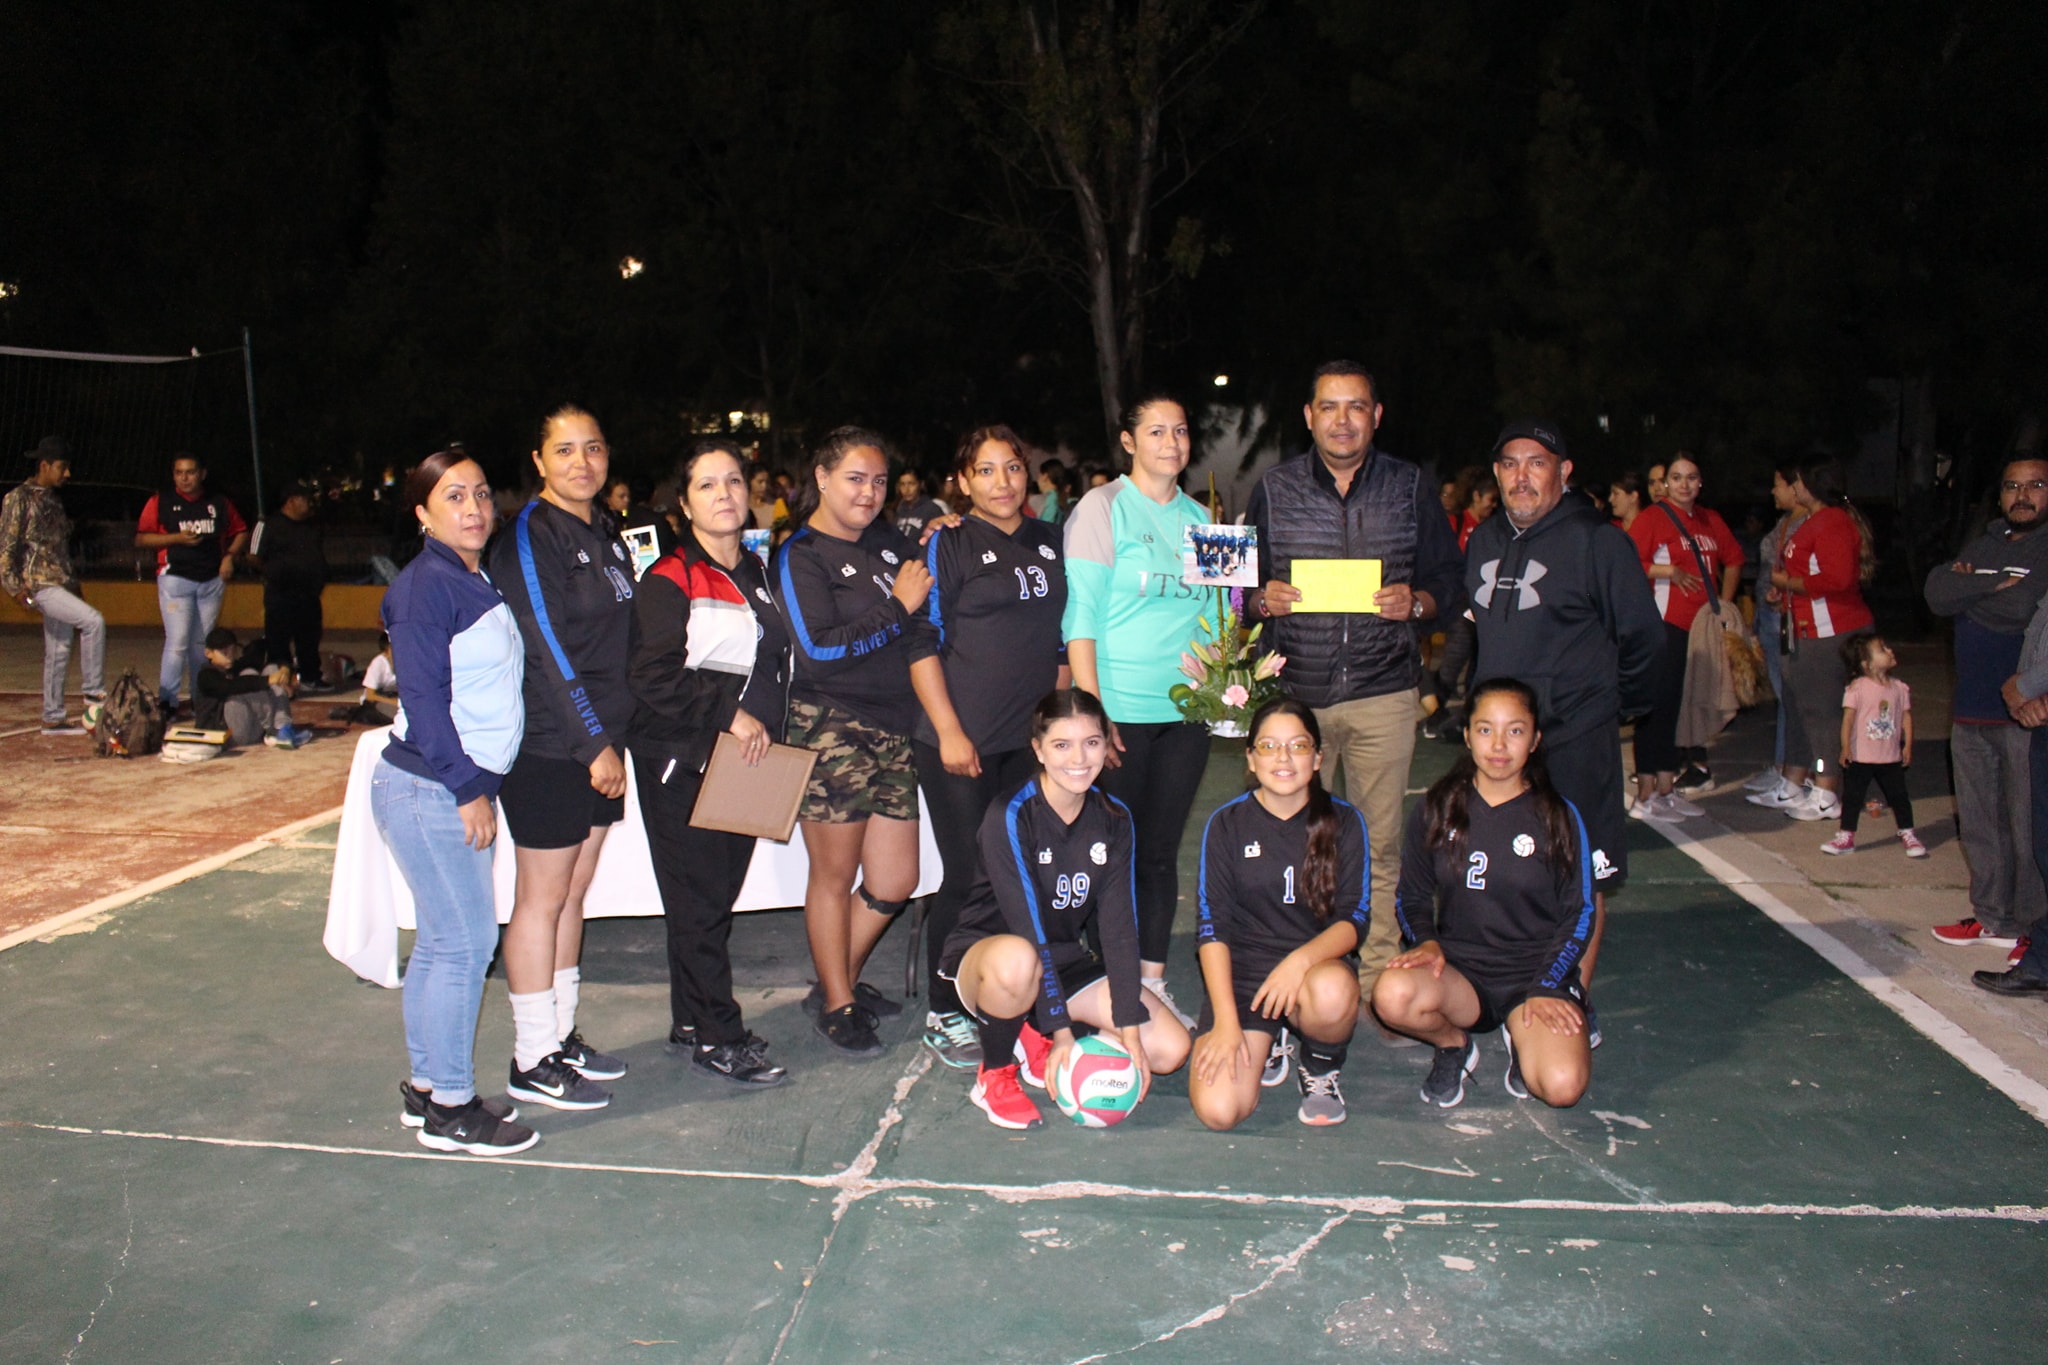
558,1029,626,1080
1262,1026,1294,1089
1297,1067,1347,1126
1502,1031,1529,1100
507,1052,612,1110
1421,1038,1478,1108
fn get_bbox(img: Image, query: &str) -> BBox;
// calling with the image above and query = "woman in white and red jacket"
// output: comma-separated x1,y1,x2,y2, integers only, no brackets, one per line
1767,459,1873,821
628,440,792,1087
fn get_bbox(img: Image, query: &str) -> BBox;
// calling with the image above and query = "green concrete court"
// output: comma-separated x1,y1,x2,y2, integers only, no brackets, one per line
4,740,2047,1363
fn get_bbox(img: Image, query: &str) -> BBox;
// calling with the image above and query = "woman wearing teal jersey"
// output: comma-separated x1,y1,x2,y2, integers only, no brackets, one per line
1063,393,1212,1023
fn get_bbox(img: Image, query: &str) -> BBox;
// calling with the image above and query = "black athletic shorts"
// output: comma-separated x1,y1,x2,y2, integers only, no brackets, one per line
1542,716,1627,893
1465,967,1586,1036
498,749,625,850
1195,948,1358,1035
939,945,1107,1025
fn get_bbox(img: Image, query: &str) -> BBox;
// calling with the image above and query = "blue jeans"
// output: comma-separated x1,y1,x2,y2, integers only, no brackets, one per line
158,573,225,707
371,758,500,1104
1757,604,1786,767
31,585,106,725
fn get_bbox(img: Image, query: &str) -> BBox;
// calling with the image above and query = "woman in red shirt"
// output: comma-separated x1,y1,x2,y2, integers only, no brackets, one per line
1764,460,1874,823
1626,453,1743,819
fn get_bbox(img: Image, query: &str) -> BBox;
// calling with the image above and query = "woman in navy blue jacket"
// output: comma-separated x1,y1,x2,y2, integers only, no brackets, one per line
373,450,535,1155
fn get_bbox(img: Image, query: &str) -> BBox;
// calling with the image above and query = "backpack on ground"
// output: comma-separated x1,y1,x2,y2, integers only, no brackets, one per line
94,669,165,758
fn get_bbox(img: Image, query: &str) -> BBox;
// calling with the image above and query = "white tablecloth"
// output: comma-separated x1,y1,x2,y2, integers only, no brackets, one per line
322,727,942,988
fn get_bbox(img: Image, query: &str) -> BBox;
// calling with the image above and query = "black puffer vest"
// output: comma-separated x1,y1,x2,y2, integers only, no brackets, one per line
1261,448,1423,707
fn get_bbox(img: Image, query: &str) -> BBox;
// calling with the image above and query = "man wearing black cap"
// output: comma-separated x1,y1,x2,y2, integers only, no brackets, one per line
250,480,330,690
1466,420,1663,1007
1247,360,1466,999
0,436,106,735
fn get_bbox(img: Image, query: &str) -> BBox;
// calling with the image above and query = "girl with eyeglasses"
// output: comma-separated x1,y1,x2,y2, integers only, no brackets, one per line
1186,698,1369,1131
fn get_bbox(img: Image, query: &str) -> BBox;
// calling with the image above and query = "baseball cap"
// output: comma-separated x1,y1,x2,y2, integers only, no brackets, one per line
1491,420,1568,461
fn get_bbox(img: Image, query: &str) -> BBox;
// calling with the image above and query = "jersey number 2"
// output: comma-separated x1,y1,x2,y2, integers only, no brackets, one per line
1465,851,1488,890
1052,872,1090,909
1014,566,1050,599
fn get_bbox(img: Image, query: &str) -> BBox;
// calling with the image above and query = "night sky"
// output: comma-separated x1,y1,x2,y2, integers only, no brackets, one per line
3,0,2042,520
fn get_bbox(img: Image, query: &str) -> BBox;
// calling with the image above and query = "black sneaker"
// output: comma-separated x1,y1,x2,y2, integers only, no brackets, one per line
1586,1003,1603,1050
1502,1032,1529,1100
1421,1037,1478,1108
802,982,881,1029
400,1081,518,1129
558,1029,626,1080
666,1023,698,1051
507,1052,612,1110
418,1096,539,1155
1973,967,2048,997
693,1041,790,1086
1674,764,1713,793
814,1003,886,1058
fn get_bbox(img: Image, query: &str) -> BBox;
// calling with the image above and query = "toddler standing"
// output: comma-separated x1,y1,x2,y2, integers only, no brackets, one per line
1821,633,1925,857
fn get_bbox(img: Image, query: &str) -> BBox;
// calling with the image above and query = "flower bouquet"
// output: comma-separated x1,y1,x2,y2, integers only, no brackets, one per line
1168,589,1286,738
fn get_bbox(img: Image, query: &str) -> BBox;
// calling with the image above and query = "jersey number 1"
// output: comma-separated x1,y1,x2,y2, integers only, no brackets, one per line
1282,866,1296,904
1465,851,1488,890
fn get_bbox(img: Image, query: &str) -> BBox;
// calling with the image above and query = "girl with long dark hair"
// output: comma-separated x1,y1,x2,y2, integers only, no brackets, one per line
1187,699,1369,1131
938,688,1191,1130
1374,677,1594,1110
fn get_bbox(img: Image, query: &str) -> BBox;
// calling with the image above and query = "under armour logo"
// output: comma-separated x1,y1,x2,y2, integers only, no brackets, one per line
1473,557,1548,609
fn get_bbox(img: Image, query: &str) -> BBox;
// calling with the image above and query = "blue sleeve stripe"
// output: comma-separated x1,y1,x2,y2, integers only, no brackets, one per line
515,504,577,682
925,527,946,647
1194,804,1223,942
1005,782,1064,1019
777,529,847,663
1344,799,1373,929
1540,801,1598,990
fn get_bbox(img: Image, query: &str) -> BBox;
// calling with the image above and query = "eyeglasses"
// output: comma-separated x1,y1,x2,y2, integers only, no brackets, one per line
1253,738,1317,756
2002,480,2048,493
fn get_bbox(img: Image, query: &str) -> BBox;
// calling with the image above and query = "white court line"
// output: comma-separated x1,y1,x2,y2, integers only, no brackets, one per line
1645,818,2048,1127
0,805,344,955
11,1121,2047,1224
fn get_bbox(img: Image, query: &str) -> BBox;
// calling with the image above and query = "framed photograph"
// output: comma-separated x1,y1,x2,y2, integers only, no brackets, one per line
620,524,663,580
1181,523,1259,587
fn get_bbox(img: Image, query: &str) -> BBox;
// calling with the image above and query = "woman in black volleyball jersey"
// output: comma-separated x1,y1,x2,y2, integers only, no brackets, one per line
1188,699,1370,1131
1374,678,1595,1110
940,689,1191,1131
778,427,939,1057
908,425,1069,1071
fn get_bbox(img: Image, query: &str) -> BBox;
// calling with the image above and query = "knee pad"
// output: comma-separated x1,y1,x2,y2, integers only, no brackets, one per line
859,887,911,919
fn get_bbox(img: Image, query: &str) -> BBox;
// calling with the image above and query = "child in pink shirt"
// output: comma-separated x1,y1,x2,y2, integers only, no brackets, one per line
1820,633,1925,857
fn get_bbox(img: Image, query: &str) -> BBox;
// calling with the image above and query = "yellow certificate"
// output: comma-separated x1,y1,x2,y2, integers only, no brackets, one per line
1290,558,1383,613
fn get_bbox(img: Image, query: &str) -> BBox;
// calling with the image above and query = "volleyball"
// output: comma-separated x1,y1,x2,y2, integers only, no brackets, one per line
1051,1034,1142,1128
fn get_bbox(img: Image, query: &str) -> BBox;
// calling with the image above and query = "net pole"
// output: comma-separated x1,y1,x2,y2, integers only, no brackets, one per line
241,326,265,514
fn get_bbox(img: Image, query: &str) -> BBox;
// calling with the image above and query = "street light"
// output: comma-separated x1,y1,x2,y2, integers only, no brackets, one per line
618,256,645,280
1212,373,1229,387
0,282,19,299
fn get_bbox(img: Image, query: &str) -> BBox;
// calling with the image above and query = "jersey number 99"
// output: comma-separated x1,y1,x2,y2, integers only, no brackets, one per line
1052,872,1090,909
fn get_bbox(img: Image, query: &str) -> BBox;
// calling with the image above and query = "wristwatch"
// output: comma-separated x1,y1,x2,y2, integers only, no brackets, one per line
1410,596,1426,621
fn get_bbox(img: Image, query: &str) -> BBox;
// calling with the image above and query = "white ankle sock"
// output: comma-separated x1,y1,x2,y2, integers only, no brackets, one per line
510,989,557,1070
553,966,580,1040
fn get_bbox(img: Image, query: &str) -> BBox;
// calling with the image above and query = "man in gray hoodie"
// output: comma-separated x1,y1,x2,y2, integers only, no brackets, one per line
1924,457,2048,950
1975,547,2048,997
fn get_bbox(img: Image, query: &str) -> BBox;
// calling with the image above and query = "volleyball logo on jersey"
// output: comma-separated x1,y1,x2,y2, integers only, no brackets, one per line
1088,842,1107,865
1513,834,1535,858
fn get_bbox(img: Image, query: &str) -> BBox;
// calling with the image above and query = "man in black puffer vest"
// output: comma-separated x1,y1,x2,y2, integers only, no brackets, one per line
1247,361,1464,1000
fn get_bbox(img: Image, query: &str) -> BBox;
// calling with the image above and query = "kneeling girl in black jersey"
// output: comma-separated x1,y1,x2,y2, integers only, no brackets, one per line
940,688,1191,1131
1188,699,1370,1130
1374,678,1594,1110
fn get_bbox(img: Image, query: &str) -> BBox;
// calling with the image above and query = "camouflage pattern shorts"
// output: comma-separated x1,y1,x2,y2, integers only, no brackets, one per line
786,698,920,824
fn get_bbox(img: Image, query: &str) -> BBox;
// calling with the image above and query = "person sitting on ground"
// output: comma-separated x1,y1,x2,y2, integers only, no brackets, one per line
1820,633,1925,858
360,632,398,722
1374,677,1594,1110
195,626,308,749
938,687,1191,1130
1187,698,1368,1131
